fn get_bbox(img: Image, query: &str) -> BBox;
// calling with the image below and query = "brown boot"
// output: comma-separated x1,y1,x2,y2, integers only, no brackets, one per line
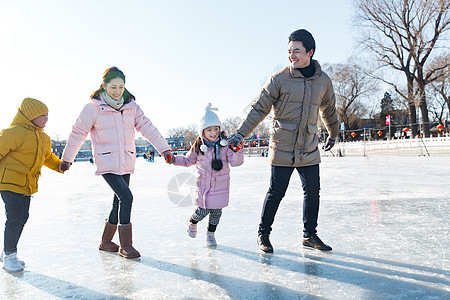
99,221,119,252
118,223,141,259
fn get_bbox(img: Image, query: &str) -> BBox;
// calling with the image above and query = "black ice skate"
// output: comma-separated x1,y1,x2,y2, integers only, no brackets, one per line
302,235,332,251
257,234,274,253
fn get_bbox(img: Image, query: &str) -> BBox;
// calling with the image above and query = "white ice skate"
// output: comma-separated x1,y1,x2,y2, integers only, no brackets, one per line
187,221,197,238
206,231,217,247
2,253,24,273
0,251,25,266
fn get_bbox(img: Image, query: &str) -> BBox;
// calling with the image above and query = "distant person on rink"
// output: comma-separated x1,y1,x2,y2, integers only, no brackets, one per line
149,150,155,162
228,29,339,253
0,98,67,273
62,67,174,259
171,103,244,247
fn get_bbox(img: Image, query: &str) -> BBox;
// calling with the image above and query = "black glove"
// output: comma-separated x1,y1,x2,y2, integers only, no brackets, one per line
228,133,244,152
322,137,336,151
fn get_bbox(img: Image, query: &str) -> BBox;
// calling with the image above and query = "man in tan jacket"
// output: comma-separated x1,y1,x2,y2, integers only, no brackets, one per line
229,29,339,253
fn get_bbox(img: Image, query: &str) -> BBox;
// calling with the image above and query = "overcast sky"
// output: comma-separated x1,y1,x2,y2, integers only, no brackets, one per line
0,0,355,139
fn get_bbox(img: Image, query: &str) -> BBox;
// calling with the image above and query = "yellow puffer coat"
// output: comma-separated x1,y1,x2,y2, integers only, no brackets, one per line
0,110,62,196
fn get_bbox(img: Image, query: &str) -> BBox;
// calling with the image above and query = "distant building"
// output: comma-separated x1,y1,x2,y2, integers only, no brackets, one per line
51,140,66,159
166,137,187,152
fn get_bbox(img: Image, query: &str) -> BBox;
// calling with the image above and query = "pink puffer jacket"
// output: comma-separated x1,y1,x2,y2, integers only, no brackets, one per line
173,145,244,209
63,96,170,175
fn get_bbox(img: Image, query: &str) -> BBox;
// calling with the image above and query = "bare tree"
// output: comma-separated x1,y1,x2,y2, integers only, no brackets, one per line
222,116,242,136
429,95,447,125
411,1,449,136
428,54,450,124
223,116,271,139
390,90,411,125
354,0,449,137
252,119,271,138
167,124,198,147
324,63,378,130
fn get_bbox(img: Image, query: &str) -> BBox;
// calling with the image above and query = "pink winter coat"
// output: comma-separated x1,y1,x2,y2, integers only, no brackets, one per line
63,96,171,175
173,145,244,209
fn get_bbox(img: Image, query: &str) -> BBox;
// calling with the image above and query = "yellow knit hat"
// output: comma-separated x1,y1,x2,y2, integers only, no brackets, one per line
19,97,48,121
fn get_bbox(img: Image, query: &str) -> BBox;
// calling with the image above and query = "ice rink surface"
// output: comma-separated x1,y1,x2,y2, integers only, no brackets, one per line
0,154,449,299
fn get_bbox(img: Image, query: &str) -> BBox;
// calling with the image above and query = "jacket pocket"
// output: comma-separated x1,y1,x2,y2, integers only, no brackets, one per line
305,124,319,152
94,152,117,173
30,170,40,191
124,150,136,172
307,124,318,134
270,119,298,152
1,167,27,187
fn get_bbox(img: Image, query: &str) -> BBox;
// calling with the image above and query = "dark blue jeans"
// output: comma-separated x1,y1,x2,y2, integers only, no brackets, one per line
1,191,31,254
258,164,320,238
102,174,133,225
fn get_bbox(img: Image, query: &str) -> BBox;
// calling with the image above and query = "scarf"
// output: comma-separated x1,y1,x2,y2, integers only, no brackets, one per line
203,138,223,171
102,92,124,110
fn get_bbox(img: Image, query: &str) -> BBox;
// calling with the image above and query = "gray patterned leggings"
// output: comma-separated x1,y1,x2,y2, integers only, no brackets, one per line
190,207,223,232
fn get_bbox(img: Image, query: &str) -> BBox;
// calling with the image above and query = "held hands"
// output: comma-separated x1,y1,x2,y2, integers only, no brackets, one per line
322,137,336,151
59,161,72,172
233,141,244,152
228,133,244,152
162,150,174,164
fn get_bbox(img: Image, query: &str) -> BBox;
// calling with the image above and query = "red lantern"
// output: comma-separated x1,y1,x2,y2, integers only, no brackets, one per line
402,127,410,133
437,124,444,131
377,131,383,136
351,132,356,138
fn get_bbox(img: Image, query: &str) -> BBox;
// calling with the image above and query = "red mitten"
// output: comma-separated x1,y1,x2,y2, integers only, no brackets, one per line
228,133,244,152
230,141,243,152
162,151,174,164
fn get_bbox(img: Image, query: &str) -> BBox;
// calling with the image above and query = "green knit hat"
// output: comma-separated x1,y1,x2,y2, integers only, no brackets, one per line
19,97,48,121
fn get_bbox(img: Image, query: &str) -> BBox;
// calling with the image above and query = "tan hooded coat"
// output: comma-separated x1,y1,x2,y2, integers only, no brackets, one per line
237,60,339,167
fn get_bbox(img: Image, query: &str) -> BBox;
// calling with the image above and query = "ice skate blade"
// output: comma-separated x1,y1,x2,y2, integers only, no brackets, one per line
257,247,274,254
2,266,24,273
258,250,274,256
302,245,333,252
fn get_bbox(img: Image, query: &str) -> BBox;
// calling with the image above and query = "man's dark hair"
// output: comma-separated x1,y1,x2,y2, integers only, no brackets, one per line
289,29,316,57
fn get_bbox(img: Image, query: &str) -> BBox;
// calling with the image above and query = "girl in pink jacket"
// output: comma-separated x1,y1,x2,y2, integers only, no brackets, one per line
172,104,244,247
62,67,173,259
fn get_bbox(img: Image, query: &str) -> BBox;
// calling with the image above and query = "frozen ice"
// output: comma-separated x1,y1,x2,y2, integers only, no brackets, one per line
0,154,449,299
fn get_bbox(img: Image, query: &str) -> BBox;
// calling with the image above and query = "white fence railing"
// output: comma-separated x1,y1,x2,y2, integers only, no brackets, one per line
329,136,450,156
244,136,450,157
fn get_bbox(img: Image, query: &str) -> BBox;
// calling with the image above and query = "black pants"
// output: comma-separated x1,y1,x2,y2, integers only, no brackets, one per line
1,191,31,254
258,164,320,238
102,174,133,225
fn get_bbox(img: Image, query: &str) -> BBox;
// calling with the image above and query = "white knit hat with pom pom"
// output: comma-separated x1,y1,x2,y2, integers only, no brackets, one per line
198,103,227,152
198,103,222,135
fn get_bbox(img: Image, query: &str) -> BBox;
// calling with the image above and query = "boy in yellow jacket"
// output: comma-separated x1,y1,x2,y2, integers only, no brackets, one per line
0,97,67,273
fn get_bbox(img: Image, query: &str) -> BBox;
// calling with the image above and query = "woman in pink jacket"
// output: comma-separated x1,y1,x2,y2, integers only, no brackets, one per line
172,103,244,247
62,67,173,259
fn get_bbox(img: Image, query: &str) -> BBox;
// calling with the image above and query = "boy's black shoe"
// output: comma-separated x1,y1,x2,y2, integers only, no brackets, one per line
302,235,332,251
257,234,273,253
